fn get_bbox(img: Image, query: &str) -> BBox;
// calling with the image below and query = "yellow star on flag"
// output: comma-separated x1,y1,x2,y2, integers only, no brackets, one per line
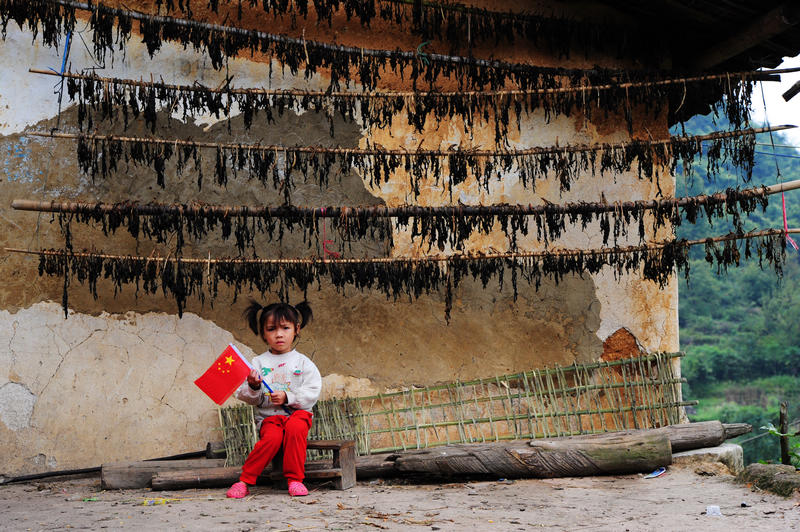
225,355,235,366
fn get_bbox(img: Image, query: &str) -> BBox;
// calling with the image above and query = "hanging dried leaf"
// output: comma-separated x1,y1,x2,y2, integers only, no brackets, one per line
67,129,758,197
60,70,756,144
31,231,786,318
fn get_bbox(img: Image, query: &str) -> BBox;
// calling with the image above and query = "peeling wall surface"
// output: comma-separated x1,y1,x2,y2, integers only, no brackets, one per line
0,1,679,475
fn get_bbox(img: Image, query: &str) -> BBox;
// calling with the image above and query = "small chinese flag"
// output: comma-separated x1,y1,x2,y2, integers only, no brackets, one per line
194,344,252,405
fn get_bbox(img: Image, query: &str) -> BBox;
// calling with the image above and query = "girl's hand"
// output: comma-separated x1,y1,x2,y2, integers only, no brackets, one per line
269,391,287,405
247,369,261,388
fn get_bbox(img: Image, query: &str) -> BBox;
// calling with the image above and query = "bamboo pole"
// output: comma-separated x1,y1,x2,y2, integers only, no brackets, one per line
533,369,554,436
361,430,612,454
14,175,800,221
48,0,562,72
9,228,796,265
377,393,399,453
345,377,687,419
469,383,486,443
545,370,564,436
617,364,635,429
520,372,538,438
584,365,606,432
351,353,683,400
26,125,791,158
598,363,624,430
496,375,517,438
446,384,468,443
28,66,792,98
356,400,697,439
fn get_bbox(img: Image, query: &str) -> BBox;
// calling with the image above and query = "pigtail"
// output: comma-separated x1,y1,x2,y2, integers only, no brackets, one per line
245,299,311,340
243,299,264,336
294,301,313,330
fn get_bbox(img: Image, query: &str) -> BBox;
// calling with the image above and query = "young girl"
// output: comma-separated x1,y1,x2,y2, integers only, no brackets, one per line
226,300,322,498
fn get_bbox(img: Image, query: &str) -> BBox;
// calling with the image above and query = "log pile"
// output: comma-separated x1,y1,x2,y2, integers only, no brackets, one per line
97,420,749,490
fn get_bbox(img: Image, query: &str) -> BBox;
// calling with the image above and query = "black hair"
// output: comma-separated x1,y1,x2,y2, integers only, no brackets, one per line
243,300,313,340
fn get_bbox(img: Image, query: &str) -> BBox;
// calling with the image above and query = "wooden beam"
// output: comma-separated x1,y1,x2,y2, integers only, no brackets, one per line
100,459,225,490
392,432,672,478
149,422,752,488
692,3,800,70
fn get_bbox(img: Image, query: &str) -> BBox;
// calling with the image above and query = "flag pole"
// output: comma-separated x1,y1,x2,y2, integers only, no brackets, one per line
229,344,293,415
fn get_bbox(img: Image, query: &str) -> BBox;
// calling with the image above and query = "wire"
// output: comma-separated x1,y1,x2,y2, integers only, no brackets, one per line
738,419,800,445
755,143,800,149
754,151,800,160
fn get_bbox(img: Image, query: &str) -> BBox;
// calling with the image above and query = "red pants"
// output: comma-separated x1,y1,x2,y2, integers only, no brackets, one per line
240,410,313,485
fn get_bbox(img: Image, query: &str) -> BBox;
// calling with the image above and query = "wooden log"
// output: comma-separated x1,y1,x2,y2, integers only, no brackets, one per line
101,459,225,489
655,421,725,452
723,423,752,440
780,402,791,466
153,454,398,490
151,423,751,488
152,466,241,490
651,421,751,451
354,454,403,478
524,432,672,478
205,441,226,459
392,432,671,478
152,460,336,490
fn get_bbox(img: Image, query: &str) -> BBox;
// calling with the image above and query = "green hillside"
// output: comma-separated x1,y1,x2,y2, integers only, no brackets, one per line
674,113,800,465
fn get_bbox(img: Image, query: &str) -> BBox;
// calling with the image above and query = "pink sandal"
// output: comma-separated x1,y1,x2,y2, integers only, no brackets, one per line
288,481,308,497
226,481,250,499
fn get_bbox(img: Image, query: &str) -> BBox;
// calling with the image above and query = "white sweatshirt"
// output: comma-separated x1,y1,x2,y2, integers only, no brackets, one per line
235,349,322,424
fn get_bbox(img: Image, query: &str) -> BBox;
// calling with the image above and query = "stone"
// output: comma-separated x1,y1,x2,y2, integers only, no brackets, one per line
737,463,800,497
672,443,744,475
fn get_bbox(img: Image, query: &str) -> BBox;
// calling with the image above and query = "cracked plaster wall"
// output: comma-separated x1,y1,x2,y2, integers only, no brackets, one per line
0,1,679,475
0,302,255,474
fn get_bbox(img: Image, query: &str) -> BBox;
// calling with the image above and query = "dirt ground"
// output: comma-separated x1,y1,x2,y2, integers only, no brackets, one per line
1,469,798,531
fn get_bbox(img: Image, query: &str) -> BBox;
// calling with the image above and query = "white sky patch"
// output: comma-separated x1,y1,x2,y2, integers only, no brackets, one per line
752,54,800,152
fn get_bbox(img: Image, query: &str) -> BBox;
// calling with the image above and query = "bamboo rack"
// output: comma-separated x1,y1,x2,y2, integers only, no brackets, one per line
217,404,258,467
10,178,800,219
6,228,798,265
26,125,790,158
300,352,692,455
28,67,789,98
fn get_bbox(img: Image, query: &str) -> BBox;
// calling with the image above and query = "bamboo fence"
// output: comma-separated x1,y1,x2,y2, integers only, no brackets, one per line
218,404,258,467
308,352,692,455
220,352,693,461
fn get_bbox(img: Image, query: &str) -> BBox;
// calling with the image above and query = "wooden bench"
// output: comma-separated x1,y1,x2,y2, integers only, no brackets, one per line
267,439,356,490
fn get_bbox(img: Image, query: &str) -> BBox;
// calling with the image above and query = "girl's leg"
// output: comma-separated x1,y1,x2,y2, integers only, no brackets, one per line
280,410,313,483
239,416,286,485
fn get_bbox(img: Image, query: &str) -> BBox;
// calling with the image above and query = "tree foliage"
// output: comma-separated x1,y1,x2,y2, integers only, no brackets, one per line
675,113,800,463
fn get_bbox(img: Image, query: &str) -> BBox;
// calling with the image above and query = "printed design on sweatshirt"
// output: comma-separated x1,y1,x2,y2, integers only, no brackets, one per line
260,364,292,393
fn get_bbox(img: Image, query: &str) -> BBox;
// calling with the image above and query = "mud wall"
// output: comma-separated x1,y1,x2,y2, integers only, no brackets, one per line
0,1,679,475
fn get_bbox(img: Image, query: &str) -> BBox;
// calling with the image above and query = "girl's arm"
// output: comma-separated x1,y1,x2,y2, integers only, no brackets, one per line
236,363,266,407
285,357,322,411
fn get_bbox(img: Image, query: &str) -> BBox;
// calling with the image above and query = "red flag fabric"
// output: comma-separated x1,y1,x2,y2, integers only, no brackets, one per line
194,344,252,405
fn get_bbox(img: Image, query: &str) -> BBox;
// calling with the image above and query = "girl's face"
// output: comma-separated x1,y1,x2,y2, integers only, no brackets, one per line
263,315,297,354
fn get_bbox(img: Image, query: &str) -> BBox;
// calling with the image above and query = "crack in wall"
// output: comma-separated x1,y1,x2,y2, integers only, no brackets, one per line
38,327,103,400
8,319,18,368
160,357,184,403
